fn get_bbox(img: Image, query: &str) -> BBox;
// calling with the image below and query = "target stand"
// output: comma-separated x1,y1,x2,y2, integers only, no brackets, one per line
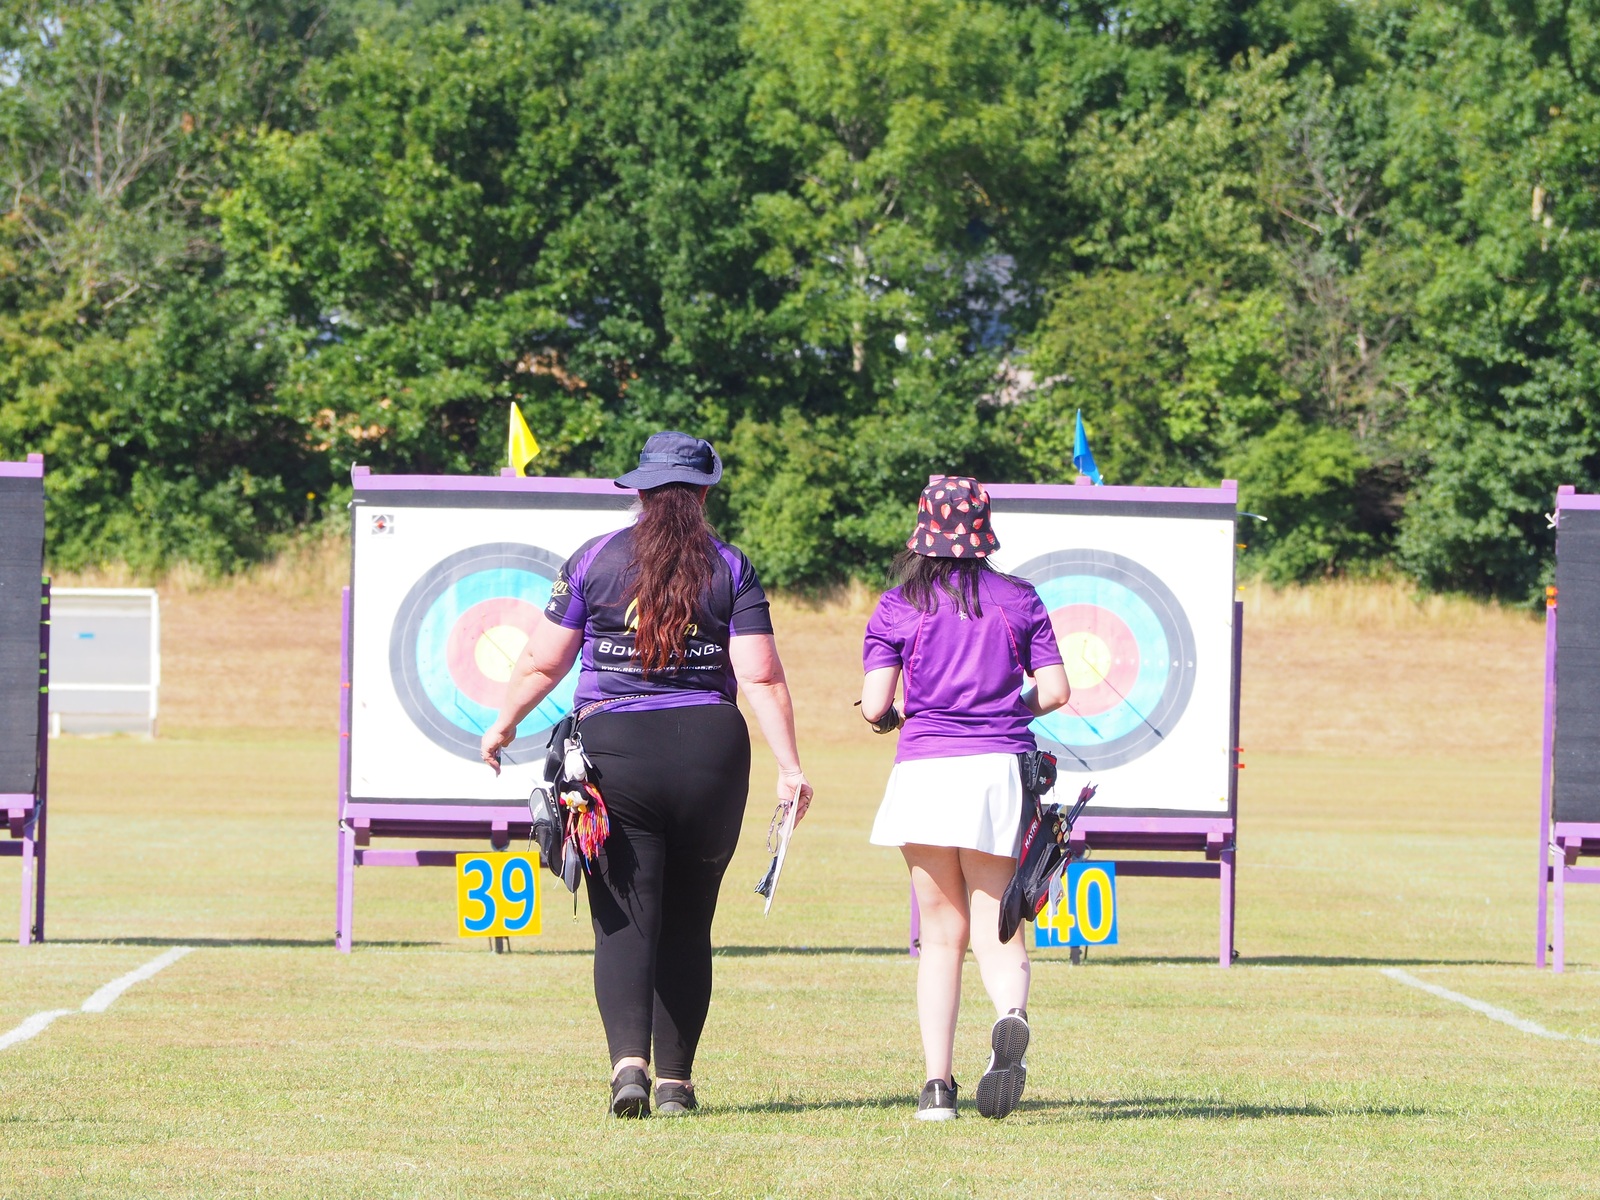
908,479,1242,966
1,455,49,945
336,466,634,952
1536,485,1600,971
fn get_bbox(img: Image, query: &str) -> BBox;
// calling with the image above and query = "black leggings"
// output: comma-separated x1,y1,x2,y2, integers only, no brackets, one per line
579,702,750,1079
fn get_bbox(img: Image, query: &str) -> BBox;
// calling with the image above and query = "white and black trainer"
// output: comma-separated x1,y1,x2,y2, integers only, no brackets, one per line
975,1008,1029,1119
914,1077,959,1121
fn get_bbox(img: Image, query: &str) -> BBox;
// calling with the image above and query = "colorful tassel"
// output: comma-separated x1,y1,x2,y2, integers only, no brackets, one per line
568,781,610,864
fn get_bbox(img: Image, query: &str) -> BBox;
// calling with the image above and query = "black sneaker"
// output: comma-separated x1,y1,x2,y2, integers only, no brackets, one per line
975,1009,1029,1119
915,1077,959,1122
655,1081,697,1116
609,1066,651,1118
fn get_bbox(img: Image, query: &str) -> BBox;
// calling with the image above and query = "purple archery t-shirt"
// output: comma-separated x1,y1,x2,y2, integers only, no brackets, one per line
863,573,1064,763
544,525,773,714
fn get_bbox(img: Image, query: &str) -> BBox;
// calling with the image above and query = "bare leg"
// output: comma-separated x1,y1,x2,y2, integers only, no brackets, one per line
611,1056,648,1081
902,844,969,1083
960,848,1030,1017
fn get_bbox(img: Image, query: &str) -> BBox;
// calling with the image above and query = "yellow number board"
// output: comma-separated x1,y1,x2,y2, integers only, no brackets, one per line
1035,861,1118,948
456,851,542,938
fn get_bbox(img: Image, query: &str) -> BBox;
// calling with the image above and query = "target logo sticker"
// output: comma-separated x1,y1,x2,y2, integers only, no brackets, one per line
1014,548,1197,772
388,542,575,760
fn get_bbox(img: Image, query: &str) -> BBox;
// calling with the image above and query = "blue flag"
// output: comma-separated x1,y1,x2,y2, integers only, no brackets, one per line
1073,410,1103,485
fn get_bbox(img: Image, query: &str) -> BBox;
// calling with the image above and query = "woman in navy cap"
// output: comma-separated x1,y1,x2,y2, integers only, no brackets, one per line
481,431,812,1118
859,476,1070,1121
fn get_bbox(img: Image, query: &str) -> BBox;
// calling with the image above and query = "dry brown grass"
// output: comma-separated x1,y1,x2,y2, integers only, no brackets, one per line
50,545,1549,760
768,583,883,747
773,577,1547,761
1238,578,1544,760
52,537,348,737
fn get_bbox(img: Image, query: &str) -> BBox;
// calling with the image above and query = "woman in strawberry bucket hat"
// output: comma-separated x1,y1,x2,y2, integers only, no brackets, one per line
858,475,1072,1122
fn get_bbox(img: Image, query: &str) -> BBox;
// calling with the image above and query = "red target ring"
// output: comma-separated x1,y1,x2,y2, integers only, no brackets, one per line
1048,604,1139,717
444,596,543,707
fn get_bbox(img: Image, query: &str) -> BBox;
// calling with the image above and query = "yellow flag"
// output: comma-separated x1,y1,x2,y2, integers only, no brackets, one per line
508,401,540,476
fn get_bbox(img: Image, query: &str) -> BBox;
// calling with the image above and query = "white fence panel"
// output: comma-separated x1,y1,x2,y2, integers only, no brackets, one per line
48,588,160,736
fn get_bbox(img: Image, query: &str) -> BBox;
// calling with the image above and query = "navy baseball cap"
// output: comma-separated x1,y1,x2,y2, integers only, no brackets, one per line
615,430,723,489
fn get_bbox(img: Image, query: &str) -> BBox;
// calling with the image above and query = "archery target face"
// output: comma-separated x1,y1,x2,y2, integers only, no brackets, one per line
350,494,633,803
389,542,573,761
990,509,1235,814
1018,549,1197,772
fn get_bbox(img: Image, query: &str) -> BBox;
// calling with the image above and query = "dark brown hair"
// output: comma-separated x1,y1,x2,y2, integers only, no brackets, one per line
894,548,995,618
631,483,717,674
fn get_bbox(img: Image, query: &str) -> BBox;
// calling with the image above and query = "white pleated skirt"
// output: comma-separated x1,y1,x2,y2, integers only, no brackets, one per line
869,752,1025,857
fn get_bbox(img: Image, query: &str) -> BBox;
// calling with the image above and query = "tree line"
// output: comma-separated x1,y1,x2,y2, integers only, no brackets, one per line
2,0,1596,599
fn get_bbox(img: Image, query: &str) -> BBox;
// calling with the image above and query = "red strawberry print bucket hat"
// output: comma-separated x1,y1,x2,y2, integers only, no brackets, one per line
907,475,1000,558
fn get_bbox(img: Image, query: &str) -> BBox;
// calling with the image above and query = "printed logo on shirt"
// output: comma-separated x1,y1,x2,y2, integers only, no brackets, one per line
622,597,697,638
595,637,721,662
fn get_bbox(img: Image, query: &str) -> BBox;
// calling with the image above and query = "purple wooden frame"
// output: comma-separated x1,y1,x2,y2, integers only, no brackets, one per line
335,466,634,952
1536,485,1600,971
908,479,1242,966
1,455,48,944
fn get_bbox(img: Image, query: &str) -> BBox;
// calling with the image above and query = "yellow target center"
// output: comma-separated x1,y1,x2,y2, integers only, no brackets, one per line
1061,631,1112,691
474,624,529,682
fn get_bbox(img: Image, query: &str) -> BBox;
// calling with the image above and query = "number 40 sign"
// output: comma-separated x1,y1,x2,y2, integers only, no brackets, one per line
456,852,542,938
1035,861,1118,949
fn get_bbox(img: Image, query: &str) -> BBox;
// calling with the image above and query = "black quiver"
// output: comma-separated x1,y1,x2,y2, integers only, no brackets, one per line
529,713,585,892
998,753,1096,943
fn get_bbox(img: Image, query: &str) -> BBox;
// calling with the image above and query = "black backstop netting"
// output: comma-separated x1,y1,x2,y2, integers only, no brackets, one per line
0,475,45,796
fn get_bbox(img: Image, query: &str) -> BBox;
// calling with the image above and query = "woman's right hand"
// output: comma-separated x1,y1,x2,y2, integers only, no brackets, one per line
779,767,813,824
480,725,514,775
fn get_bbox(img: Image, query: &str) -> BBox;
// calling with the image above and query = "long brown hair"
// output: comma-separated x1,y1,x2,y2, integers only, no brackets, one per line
631,482,717,674
894,548,994,618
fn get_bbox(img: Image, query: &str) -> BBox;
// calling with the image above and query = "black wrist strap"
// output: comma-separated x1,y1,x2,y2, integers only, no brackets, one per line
855,700,902,735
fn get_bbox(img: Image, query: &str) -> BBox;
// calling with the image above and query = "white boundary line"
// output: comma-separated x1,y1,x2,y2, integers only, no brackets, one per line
0,1009,75,1051
81,946,191,1012
1381,967,1600,1045
1,947,193,1051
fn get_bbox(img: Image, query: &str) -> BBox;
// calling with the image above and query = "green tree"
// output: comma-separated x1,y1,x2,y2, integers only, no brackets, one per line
0,0,341,569
740,0,1038,381
1378,2,1600,598
1013,53,1293,482
721,0,1048,581
215,8,606,484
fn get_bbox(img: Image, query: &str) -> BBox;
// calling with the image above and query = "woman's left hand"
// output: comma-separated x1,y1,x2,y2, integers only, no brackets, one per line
779,768,813,824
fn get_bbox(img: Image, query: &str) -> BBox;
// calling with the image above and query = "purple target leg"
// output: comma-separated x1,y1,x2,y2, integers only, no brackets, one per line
19,578,49,945
1553,844,1567,974
336,822,355,954
29,796,46,944
1537,857,1551,971
1219,845,1235,967
1537,597,1556,967
335,585,355,954
16,826,35,945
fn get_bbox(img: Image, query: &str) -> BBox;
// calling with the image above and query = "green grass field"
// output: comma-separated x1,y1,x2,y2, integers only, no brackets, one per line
4,732,1600,1198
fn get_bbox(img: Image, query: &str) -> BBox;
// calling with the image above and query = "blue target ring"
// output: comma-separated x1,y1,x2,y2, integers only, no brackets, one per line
1014,549,1196,772
390,543,575,761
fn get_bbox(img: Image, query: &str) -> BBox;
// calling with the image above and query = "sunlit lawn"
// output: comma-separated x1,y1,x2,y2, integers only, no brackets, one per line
3,735,1599,1198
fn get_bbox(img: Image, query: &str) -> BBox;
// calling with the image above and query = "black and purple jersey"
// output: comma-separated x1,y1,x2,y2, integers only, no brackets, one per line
545,525,774,713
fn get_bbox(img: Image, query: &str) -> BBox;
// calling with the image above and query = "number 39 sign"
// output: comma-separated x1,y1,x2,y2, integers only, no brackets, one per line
1035,861,1118,949
456,852,542,938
